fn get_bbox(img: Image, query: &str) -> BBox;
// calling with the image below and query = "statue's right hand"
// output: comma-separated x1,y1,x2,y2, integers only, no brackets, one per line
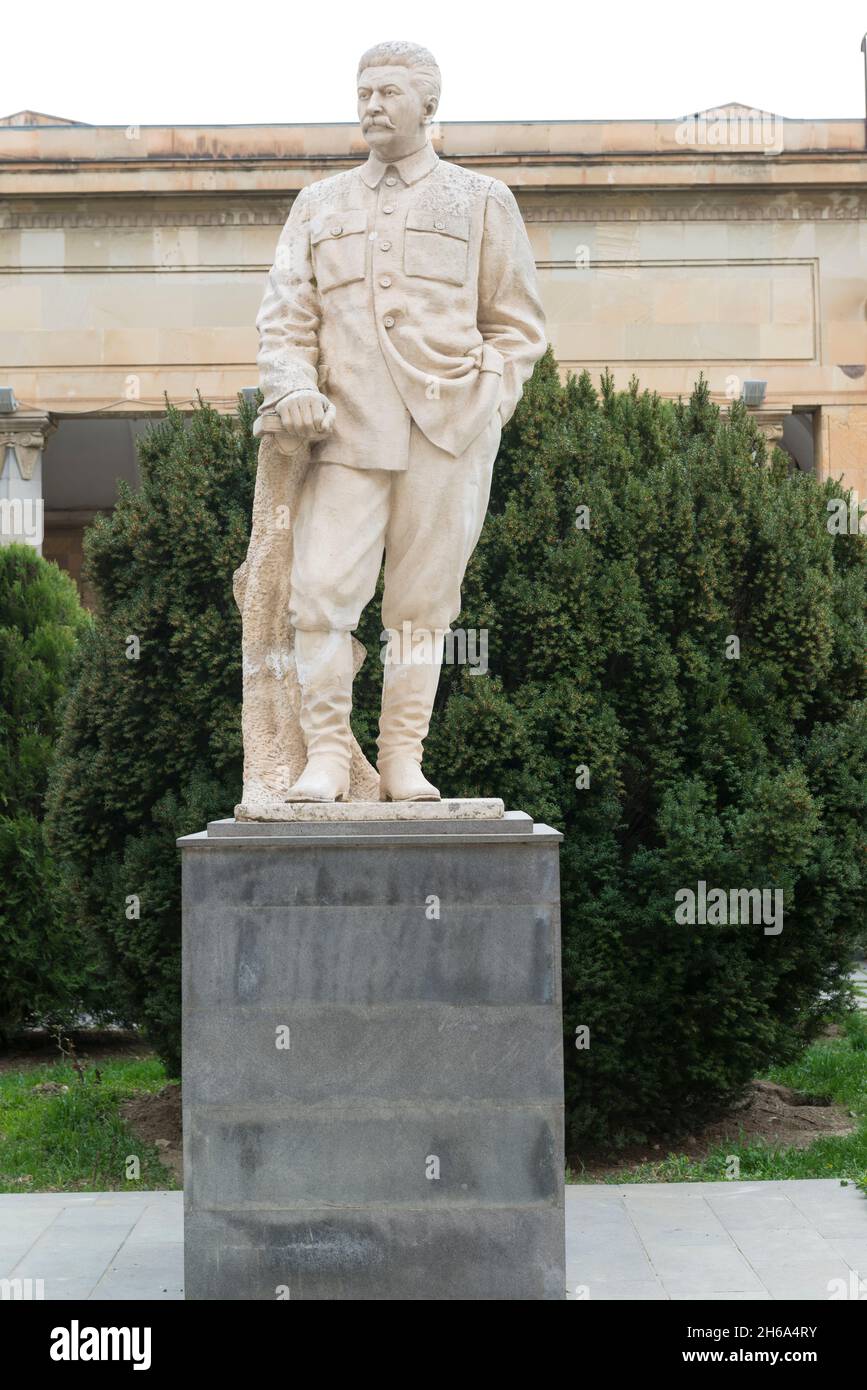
276,391,336,441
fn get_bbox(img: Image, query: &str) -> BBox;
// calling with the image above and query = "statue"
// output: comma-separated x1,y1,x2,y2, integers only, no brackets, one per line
235,39,546,818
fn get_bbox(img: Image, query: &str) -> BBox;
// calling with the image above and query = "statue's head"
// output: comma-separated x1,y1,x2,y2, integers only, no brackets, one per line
357,40,441,161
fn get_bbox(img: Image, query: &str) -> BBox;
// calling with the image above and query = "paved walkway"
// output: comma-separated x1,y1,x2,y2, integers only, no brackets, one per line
566,1179,867,1300
0,1190,183,1301
1,1180,865,1300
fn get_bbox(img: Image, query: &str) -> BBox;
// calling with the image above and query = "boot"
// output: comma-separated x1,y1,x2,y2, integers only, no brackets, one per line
377,630,443,802
286,628,353,801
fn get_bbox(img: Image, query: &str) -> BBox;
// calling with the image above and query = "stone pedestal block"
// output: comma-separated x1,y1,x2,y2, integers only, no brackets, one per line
179,810,565,1300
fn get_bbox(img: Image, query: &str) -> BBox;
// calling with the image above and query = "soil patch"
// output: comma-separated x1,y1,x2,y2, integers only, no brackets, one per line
571,1080,856,1178
119,1083,183,1182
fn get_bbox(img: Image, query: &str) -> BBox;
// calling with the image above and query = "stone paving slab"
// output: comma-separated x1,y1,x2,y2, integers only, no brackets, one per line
1,1180,865,1300
567,1179,867,1301
0,1193,184,1301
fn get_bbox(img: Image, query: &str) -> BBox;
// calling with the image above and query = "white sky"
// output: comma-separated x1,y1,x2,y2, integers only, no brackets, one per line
5,0,867,125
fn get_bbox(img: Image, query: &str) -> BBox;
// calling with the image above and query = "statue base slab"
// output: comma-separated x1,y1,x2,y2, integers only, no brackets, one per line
233,795,505,823
178,811,566,1300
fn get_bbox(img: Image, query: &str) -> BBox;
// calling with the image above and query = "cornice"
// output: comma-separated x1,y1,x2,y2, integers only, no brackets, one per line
2,188,866,230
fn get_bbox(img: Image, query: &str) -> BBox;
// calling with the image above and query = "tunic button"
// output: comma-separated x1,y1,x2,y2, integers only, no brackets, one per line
379,276,392,288
385,175,397,186
331,225,343,236
383,315,395,328
380,240,392,251
434,220,445,230
383,204,395,214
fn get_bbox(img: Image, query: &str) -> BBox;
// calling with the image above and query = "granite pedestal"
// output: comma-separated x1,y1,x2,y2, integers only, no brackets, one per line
179,808,565,1300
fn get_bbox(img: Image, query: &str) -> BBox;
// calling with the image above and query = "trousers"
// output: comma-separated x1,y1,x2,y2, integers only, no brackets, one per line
289,414,501,635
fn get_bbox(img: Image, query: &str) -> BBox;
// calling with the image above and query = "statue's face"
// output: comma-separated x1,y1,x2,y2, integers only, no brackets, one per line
357,64,436,160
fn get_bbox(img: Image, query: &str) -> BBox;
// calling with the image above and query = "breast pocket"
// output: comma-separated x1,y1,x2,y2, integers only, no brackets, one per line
310,209,368,293
404,210,470,286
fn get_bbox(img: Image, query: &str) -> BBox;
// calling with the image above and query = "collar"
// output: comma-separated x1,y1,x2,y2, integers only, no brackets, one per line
359,141,439,189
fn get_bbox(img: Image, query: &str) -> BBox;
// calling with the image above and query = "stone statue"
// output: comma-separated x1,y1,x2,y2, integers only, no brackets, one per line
235,39,546,818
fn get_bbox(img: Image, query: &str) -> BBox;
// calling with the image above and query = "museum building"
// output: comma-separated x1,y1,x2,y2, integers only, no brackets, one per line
1,104,865,591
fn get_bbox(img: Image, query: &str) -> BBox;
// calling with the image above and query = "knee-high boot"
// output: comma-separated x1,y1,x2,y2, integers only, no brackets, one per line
286,628,353,802
376,629,443,802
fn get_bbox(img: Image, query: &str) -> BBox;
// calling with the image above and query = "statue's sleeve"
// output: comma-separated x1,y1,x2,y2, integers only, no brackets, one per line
256,186,322,412
477,182,548,426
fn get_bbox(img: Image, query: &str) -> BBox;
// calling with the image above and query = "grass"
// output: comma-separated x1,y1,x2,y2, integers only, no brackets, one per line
0,1056,178,1193
569,1011,867,1186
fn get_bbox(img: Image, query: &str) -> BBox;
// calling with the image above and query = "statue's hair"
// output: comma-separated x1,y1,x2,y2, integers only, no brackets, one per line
357,40,441,104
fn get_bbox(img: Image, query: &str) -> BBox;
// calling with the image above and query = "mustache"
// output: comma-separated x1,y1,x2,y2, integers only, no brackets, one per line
363,115,396,130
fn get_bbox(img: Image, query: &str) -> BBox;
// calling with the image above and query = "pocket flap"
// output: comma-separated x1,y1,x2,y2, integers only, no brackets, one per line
405,209,470,241
310,208,368,246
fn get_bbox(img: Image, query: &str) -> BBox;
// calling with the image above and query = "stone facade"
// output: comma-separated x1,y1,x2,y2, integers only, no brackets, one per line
1,106,865,570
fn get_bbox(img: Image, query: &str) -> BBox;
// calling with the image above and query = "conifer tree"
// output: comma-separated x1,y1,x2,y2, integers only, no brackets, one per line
0,545,91,1037
47,401,258,1073
49,370,867,1147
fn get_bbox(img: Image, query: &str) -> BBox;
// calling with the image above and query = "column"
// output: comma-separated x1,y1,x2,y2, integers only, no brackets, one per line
0,410,55,553
815,405,867,495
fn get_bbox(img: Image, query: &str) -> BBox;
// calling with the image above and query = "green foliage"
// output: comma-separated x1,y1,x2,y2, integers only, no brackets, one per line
49,370,867,1145
571,1012,867,1184
400,354,866,1147
0,545,91,1037
47,401,258,1076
